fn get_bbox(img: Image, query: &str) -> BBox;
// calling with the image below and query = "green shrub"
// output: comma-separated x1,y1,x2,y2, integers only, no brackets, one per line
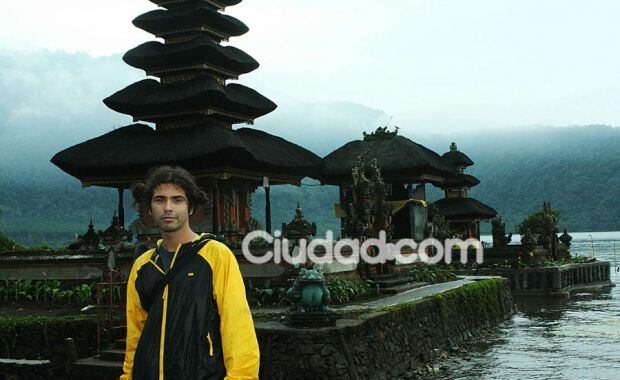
0,280,103,305
246,280,287,307
410,265,457,283
517,204,560,247
325,278,373,304
0,230,22,251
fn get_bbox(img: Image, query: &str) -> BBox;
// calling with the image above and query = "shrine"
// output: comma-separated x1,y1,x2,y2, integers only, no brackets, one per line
430,142,497,239
321,127,458,241
51,0,322,245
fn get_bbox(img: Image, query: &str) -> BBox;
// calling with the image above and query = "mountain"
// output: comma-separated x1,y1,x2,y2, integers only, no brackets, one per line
418,125,620,233
1,50,619,246
252,125,620,238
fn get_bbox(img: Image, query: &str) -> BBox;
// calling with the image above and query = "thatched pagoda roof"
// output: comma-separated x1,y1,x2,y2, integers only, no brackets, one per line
123,35,259,79
431,197,497,221
103,75,277,124
320,129,457,185
149,0,242,10
442,142,474,168
51,123,322,187
134,6,248,40
441,174,480,189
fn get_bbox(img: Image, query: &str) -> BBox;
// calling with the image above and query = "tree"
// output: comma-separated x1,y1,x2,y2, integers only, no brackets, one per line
517,202,560,248
0,208,23,251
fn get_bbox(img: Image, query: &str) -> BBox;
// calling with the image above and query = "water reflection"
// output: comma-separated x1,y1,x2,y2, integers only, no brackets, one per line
423,233,620,380
514,296,570,320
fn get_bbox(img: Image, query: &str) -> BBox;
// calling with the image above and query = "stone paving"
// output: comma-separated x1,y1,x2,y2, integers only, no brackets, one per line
338,278,472,311
251,277,498,316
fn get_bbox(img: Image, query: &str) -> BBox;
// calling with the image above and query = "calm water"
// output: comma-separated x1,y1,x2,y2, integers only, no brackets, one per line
430,232,620,380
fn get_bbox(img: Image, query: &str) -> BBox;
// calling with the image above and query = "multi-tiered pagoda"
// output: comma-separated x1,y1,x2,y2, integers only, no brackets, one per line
431,142,497,239
52,0,321,241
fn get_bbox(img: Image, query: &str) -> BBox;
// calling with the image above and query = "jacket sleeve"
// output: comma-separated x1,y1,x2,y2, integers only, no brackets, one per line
208,241,260,380
120,259,149,380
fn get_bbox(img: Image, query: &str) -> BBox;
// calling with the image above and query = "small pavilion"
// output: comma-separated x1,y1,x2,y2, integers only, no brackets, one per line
431,143,497,239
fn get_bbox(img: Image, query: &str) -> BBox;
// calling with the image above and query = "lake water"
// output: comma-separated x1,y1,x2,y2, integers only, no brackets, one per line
428,231,620,380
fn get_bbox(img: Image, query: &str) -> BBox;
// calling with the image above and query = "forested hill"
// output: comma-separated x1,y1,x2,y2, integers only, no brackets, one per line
252,124,620,238
4,123,616,247
1,50,619,246
417,124,620,233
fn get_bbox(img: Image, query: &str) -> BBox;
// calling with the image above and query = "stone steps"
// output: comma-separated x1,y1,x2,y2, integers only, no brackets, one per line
114,339,126,350
99,348,125,362
70,339,126,379
71,357,123,380
0,358,52,380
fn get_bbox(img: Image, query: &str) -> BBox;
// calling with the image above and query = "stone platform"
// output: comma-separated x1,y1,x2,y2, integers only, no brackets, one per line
254,277,514,380
34,277,513,380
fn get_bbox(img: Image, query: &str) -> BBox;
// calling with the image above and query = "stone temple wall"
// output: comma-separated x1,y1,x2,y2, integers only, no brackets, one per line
256,278,515,380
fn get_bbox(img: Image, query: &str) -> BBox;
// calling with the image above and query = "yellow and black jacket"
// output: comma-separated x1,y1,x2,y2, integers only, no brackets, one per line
121,233,259,380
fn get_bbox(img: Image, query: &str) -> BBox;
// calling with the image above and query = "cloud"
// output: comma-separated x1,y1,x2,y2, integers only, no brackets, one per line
2,0,620,135
0,50,140,130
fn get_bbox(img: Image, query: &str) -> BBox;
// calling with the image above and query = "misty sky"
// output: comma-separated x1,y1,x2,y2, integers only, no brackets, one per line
3,0,620,132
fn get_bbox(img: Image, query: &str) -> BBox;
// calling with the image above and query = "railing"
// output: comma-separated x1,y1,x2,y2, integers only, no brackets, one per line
96,268,127,352
509,261,611,294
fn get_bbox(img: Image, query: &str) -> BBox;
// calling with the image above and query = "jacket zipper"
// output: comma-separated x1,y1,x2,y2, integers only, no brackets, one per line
158,242,182,380
206,332,214,357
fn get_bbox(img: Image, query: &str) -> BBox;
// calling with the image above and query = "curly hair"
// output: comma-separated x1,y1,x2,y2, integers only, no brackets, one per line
132,166,208,212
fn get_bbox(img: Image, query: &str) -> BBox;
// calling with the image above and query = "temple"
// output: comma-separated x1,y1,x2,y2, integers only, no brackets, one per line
49,1,501,260
321,127,458,240
430,142,497,239
51,0,321,244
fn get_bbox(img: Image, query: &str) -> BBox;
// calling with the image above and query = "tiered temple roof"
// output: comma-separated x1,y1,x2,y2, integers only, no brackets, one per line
321,127,461,240
441,142,474,170
432,142,496,223
103,75,277,125
133,5,248,42
105,2,275,128
431,197,497,222
53,0,321,187
441,173,480,189
52,123,321,187
148,0,242,11
123,35,259,81
320,127,457,185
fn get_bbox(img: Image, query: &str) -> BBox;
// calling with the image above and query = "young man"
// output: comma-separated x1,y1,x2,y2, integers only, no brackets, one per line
121,166,259,380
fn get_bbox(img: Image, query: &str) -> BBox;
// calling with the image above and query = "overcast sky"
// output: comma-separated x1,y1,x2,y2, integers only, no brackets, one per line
3,0,620,131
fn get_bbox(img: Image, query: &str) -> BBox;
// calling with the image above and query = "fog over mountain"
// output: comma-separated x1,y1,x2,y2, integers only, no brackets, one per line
1,50,619,246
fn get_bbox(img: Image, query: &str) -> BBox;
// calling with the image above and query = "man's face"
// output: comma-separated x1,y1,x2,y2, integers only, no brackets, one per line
150,183,192,233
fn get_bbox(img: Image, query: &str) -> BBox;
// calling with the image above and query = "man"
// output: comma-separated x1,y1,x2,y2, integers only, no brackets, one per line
121,166,259,380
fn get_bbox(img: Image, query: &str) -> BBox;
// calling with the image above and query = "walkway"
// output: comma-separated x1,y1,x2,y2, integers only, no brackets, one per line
251,276,497,316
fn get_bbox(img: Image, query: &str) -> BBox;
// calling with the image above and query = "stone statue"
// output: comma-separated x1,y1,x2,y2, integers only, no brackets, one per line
491,216,512,247
559,229,572,248
342,155,393,241
542,202,559,259
428,208,451,242
285,268,331,312
341,155,394,277
521,231,536,250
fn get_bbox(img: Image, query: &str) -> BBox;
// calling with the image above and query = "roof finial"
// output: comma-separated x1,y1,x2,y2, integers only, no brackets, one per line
363,117,399,141
450,142,458,152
